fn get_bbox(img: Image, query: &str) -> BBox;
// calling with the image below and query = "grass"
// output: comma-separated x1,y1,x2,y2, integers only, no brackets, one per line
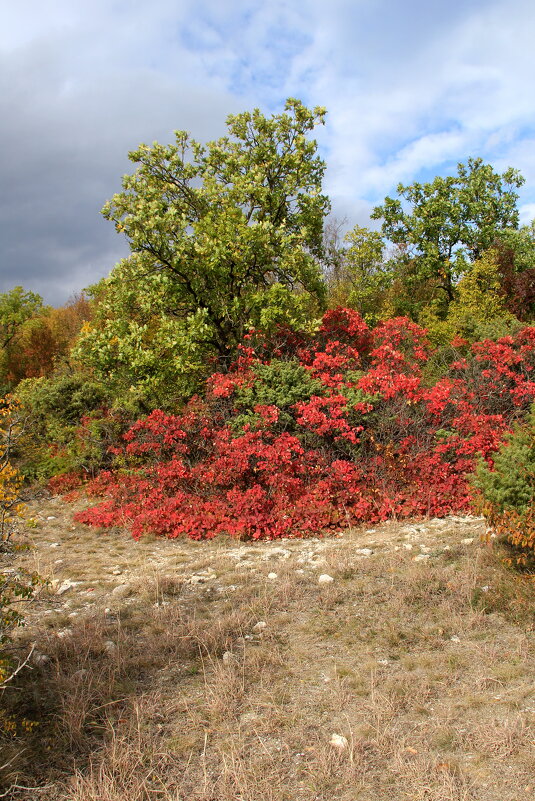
1,497,534,800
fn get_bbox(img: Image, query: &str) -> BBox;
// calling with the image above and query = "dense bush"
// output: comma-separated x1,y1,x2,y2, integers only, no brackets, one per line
68,308,535,541
474,404,535,563
14,372,124,482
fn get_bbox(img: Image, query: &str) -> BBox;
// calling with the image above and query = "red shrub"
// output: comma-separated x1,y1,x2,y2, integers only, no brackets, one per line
72,311,535,541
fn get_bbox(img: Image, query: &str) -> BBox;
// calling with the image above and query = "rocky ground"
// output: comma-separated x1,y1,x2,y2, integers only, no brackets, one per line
2,494,534,801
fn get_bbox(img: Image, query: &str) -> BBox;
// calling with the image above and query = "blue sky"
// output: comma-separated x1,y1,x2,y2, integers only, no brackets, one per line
2,0,535,303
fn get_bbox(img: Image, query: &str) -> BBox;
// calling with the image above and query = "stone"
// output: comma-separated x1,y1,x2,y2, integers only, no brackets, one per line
222,651,236,664
403,543,413,550
461,538,474,545
413,554,430,562
330,733,348,750
252,621,267,633
355,548,373,556
33,652,50,666
267,572,278,580
318,574,334,585
56,579,81,596
104,640,116,653
111,568,122,576
111,583,131,598
46,516,57,521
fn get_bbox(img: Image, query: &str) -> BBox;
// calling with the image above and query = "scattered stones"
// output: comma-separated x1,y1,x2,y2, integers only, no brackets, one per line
330,733,348,750
318,574,334,585
252,621,267,633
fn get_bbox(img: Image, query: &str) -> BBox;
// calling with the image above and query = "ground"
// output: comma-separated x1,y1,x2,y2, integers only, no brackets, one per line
1,493,534,800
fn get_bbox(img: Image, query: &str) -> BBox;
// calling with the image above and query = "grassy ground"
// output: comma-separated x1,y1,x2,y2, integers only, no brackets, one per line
1,495,534,800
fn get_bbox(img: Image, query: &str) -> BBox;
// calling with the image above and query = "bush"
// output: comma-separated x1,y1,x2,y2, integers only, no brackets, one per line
473,404,535,564
71,309,535,541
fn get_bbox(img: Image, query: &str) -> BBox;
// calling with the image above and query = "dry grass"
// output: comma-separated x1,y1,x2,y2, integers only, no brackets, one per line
1,499,534,800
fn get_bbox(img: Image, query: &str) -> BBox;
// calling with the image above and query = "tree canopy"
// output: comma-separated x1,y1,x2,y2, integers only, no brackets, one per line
371,158,525,314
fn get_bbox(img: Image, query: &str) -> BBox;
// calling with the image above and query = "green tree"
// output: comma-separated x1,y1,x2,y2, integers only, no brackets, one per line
371,158,525,316
78,99,330,404
0,288,43,393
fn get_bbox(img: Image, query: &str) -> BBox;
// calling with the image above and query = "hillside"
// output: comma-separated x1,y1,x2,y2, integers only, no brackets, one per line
2,494,533,800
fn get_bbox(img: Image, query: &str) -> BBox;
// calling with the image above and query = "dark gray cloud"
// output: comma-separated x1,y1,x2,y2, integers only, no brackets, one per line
1,0,535,305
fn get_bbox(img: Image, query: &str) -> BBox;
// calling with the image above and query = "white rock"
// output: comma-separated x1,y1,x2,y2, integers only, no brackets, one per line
461,538,474,545
267,572,278,580
413,554,430,562
318,574,334,585
355,548,373,556
252,621,267,633
33,652,50,666
450,635,461,643
365,529,377,534
104,640,116,653
222,651,236,664
104,607,112,616
46,516,57,521
112,568,122,576
403,543,413,550
330,733,348,750
111,583,131,598
56,579,81,596
49,542,60,548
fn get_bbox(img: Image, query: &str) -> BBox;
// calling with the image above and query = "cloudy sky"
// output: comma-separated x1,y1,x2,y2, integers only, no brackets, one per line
2,0,535,304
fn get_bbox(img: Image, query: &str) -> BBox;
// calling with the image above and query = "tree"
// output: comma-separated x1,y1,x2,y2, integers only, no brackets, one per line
0,288,43,394
371,158,525,315
79,99,330,404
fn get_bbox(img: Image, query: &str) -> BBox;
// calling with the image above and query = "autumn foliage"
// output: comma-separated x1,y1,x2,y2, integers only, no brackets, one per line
65,308,535,541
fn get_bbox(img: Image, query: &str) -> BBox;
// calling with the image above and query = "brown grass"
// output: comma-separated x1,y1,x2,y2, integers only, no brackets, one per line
1,499,534,800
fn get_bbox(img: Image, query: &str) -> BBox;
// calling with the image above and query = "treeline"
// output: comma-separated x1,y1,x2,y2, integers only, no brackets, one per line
1,98,535,558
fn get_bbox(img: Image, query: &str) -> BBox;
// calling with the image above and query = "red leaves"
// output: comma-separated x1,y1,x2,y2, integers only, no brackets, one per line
72,310,535,541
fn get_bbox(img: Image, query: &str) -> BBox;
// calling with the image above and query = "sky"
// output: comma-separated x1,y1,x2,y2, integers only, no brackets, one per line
2,0,535,305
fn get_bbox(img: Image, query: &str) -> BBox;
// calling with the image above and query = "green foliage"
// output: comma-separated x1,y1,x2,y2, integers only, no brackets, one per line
233,359,323,432
15,372,113,480
372,158,525,316
81,99,329,402
0,288,44,394
421,250,520,347
325,224,395,324
473,404,535,515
